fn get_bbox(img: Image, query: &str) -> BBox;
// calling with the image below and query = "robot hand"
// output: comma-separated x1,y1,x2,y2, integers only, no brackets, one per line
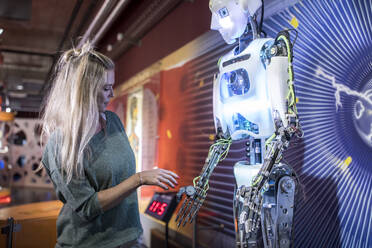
175,135,232,227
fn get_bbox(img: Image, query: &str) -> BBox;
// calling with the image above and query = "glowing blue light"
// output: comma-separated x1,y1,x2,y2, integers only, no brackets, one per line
218,16,234,29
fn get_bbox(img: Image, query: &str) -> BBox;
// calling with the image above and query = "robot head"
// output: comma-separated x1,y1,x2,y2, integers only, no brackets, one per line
209,0,262,44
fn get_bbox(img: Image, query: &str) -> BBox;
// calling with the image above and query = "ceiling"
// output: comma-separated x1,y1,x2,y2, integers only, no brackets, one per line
0,0,93,113
0,0,182,114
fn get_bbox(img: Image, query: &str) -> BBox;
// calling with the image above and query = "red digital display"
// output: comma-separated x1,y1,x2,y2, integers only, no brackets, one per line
148,200,168,216
145,192,177,222
0,196,11,204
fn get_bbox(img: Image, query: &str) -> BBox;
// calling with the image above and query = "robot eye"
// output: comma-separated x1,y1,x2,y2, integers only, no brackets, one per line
218,7,229,18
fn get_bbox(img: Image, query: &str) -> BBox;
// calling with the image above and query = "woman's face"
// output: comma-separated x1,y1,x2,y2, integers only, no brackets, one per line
97,69,114,113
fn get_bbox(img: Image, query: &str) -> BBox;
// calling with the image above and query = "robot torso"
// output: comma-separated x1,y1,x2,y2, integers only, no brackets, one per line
213,38,275,140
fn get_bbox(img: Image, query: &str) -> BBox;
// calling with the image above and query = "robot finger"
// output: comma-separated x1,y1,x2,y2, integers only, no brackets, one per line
176,196,190,224
184,196,202,226
181,187,204,226
190,195,206,223
177,196,194,227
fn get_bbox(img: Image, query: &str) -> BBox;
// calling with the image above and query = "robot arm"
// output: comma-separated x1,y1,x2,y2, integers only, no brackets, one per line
245,30,301,221
265,30,301,133
176,129,232,227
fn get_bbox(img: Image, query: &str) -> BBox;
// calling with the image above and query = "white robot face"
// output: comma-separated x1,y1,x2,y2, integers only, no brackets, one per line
210,0,248,44
209,0,262,44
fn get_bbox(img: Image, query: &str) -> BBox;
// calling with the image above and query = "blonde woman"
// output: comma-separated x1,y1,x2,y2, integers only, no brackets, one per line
41,43,178,248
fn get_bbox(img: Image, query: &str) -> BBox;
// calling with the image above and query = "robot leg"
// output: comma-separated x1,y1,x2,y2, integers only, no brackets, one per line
233,161,263,248
261,164,296,248
235,185,263,248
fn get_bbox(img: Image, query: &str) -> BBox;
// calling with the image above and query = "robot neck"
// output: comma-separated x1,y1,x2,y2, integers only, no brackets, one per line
235,15,260,55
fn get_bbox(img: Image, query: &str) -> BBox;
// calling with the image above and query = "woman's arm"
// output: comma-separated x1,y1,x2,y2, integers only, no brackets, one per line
97,169,179,212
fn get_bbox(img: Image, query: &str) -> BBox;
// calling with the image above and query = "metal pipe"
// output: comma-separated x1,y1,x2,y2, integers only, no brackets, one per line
108,0,183,60
91,0,131,46
57,0,84,51
77,0,114,48
6,217,14,248
165,221,169,248
72,0,100,44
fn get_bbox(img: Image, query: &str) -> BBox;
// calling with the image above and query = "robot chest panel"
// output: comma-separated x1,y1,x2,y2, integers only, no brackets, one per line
218,39,272,102
219,56,264,101
213,39,275,139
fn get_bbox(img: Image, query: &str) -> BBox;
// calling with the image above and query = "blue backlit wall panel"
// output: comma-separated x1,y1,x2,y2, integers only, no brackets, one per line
263,0,371,247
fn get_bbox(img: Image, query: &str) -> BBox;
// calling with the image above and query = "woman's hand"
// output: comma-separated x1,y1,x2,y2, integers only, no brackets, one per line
138,169,179,190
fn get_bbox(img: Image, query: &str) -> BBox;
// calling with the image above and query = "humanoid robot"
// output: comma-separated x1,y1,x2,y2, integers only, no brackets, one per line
176,0,303,247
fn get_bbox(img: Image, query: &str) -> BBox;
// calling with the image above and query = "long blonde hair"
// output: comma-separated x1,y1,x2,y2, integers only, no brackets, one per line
42,43,114,183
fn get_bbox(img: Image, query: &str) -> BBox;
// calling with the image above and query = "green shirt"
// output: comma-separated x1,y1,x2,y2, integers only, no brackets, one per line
42,111,143,248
